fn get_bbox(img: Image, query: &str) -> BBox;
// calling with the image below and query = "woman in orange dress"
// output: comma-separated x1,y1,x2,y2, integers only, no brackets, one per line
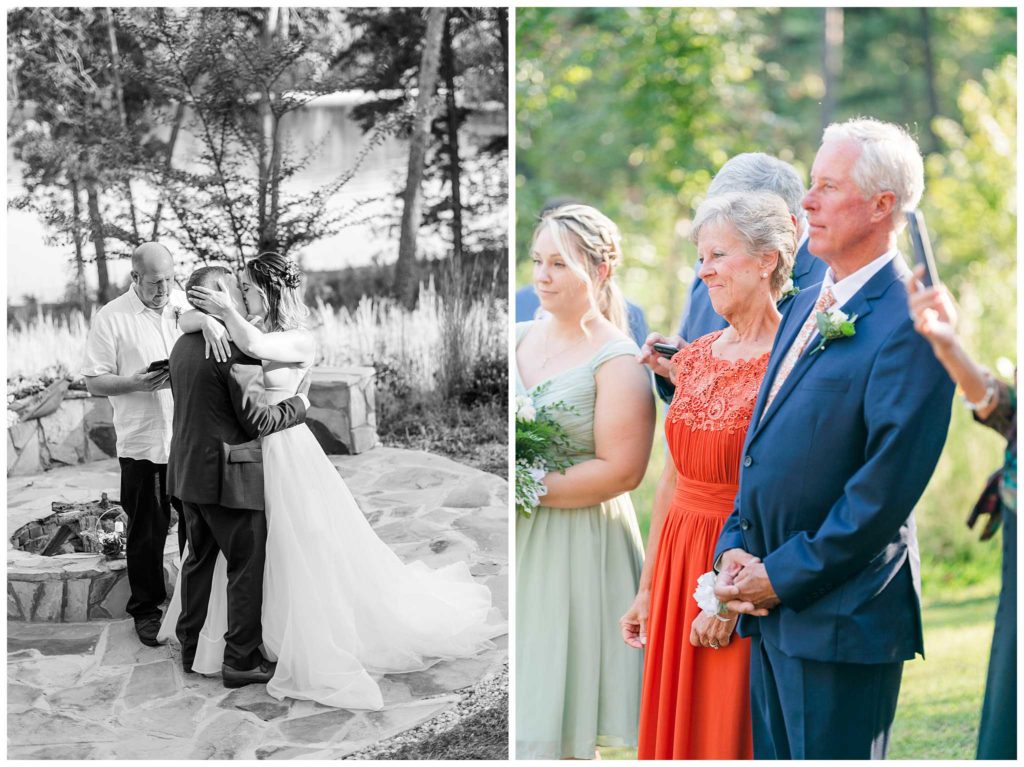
620,191,798,759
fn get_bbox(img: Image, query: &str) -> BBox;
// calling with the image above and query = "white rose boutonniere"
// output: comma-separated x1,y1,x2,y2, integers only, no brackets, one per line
810,306,858,355
778,270,800,302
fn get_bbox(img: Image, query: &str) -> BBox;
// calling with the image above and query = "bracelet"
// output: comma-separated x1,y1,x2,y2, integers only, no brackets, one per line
962,370,997,411
714,613,731,623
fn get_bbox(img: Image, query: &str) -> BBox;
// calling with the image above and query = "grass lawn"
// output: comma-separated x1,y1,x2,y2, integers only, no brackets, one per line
598,577,999,760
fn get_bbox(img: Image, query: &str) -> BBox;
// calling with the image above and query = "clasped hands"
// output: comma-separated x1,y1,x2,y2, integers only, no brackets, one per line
714,548,780,616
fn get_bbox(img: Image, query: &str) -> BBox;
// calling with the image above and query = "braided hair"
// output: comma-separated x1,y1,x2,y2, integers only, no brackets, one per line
532,204,629,335
243,251,309,332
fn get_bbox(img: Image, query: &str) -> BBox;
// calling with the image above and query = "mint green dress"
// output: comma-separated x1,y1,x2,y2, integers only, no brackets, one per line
515,322,645,759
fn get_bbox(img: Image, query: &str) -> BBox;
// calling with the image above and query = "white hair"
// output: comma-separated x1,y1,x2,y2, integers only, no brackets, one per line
690,191,797,298
707,152,807,231
822,118,924,228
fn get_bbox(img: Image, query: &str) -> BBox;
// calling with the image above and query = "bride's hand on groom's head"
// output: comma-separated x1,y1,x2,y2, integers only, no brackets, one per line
188,285,234,318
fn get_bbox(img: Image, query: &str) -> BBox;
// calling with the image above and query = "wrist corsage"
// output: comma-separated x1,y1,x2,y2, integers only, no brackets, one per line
694,571,731,622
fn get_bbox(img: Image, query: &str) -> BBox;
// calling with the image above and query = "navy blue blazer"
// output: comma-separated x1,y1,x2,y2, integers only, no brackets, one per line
655,239,827,404
714,257,954,665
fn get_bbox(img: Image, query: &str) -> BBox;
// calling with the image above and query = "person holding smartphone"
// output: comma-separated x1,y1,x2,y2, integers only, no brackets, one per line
82,242,226,648
908,267,1016,760
619,191,795,759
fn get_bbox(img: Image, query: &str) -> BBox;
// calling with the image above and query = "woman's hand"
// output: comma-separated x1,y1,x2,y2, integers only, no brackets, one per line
188,285,236,320
637,331,683,381
907,264,959,353
201,316,232,363
620,591,650,649
689,610,738,650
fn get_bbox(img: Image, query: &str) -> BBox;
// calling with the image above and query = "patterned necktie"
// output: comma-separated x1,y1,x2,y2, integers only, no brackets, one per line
762,287,837,415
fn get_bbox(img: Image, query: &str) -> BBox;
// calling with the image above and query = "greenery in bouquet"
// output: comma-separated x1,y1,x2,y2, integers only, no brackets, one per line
515,384,576,517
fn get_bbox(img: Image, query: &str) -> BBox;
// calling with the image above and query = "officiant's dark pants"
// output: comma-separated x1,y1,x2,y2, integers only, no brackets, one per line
176,501,267,671
750,635,903,760
120,458,186,619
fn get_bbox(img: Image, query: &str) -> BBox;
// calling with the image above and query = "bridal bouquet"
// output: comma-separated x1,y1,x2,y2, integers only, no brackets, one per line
515,386,575,517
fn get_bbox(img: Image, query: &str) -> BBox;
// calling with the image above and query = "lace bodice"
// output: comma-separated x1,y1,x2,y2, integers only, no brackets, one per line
666,331,769,434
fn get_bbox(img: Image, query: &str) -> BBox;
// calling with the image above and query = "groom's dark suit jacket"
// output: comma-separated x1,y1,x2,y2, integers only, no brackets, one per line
167,333,307,511
715,257,954,664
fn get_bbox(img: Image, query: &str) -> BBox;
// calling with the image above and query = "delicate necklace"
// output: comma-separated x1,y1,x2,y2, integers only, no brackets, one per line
540,324,587,368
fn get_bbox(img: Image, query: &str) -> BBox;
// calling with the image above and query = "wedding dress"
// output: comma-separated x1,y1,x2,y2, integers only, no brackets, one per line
159,362,503,709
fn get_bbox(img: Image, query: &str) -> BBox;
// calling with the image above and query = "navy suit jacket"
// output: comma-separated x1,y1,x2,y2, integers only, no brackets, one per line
656,239,827,404
714,256,954,665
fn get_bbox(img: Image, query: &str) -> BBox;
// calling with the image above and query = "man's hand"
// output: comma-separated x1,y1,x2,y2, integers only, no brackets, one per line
637,332,684,382
715,561,779,615
718,547,760,574
690,610,738,649
619,591,649,649
202,316,232,363
130,367,170,393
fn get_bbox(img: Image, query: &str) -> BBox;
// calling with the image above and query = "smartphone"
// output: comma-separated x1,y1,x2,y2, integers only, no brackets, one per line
147,359,170,373
652,342,680,359
905,210,940,288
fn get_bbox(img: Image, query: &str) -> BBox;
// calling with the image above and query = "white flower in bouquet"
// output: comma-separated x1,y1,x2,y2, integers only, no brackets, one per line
693,571,722,615
515,394,537,422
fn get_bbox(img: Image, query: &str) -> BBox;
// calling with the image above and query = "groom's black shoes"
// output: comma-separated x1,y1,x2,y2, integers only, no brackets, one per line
222,658,276,688
134,615,163,647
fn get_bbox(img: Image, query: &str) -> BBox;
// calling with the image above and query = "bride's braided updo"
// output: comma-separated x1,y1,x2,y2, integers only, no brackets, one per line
533,204,629,335
244,251,309,332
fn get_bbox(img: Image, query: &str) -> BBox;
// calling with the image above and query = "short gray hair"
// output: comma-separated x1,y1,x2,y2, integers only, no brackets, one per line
821,118,924,228
708,152,806,231
690,191,797,298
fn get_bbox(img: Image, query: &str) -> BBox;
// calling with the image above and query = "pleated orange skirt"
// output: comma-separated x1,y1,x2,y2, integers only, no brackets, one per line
637,476,753,759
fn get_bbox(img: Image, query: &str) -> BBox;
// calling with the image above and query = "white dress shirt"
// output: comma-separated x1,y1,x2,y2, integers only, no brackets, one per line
819,247,901,310
81,286,190,463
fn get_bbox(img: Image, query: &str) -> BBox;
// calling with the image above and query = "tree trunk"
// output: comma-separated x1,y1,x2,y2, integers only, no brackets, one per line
821,7,844,134
919,8,941,154
151,100,187,240
257,7,280,248
86,184,112,304
442,13,463,266
70,177,88,311
395,8,446,306
104,7,140,243
497,8,508,95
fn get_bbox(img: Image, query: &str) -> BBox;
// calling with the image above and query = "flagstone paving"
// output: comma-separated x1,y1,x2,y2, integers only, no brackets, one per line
7,447,508,759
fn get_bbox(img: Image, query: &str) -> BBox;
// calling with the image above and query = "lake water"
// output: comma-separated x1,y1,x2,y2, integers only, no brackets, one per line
7,92,505,302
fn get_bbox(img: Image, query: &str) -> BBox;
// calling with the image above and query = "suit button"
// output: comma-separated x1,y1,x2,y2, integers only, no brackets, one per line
740,519,751,531
743,455,753,467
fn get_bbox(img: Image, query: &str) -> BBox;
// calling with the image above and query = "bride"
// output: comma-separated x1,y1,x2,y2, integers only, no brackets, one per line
159,251,503,709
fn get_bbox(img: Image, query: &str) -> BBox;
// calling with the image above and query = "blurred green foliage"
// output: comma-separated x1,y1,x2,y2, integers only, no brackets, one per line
517,8,1016,585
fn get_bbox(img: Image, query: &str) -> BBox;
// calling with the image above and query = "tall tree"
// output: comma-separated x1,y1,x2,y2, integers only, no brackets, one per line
442,11,464,265
821,7,844,133
395,8,446,305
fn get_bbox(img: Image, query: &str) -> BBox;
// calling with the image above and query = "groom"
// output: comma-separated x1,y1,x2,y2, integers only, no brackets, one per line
167,265,309,687
713,119,954,758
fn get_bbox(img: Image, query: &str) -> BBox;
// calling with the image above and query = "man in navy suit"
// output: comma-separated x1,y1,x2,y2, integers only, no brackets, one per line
711,119,954,759
649,153,827,403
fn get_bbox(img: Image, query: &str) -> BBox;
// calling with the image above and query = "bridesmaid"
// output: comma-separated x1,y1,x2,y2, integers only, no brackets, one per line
516,204,655,759
621,192,796,759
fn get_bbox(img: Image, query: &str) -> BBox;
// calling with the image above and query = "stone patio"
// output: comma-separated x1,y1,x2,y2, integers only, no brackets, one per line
7,448,508,759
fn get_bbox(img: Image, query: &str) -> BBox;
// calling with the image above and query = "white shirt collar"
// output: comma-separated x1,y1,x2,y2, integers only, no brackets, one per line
820,247,898,309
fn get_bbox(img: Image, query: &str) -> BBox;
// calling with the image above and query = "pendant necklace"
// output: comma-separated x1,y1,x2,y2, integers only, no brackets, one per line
541,325,587,368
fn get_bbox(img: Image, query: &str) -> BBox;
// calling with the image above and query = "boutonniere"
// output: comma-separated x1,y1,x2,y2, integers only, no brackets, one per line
173,305,183,328
778,271,800,303
810,306,858,355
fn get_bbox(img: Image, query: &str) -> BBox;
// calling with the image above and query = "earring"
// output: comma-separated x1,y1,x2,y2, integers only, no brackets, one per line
760,272,768,279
